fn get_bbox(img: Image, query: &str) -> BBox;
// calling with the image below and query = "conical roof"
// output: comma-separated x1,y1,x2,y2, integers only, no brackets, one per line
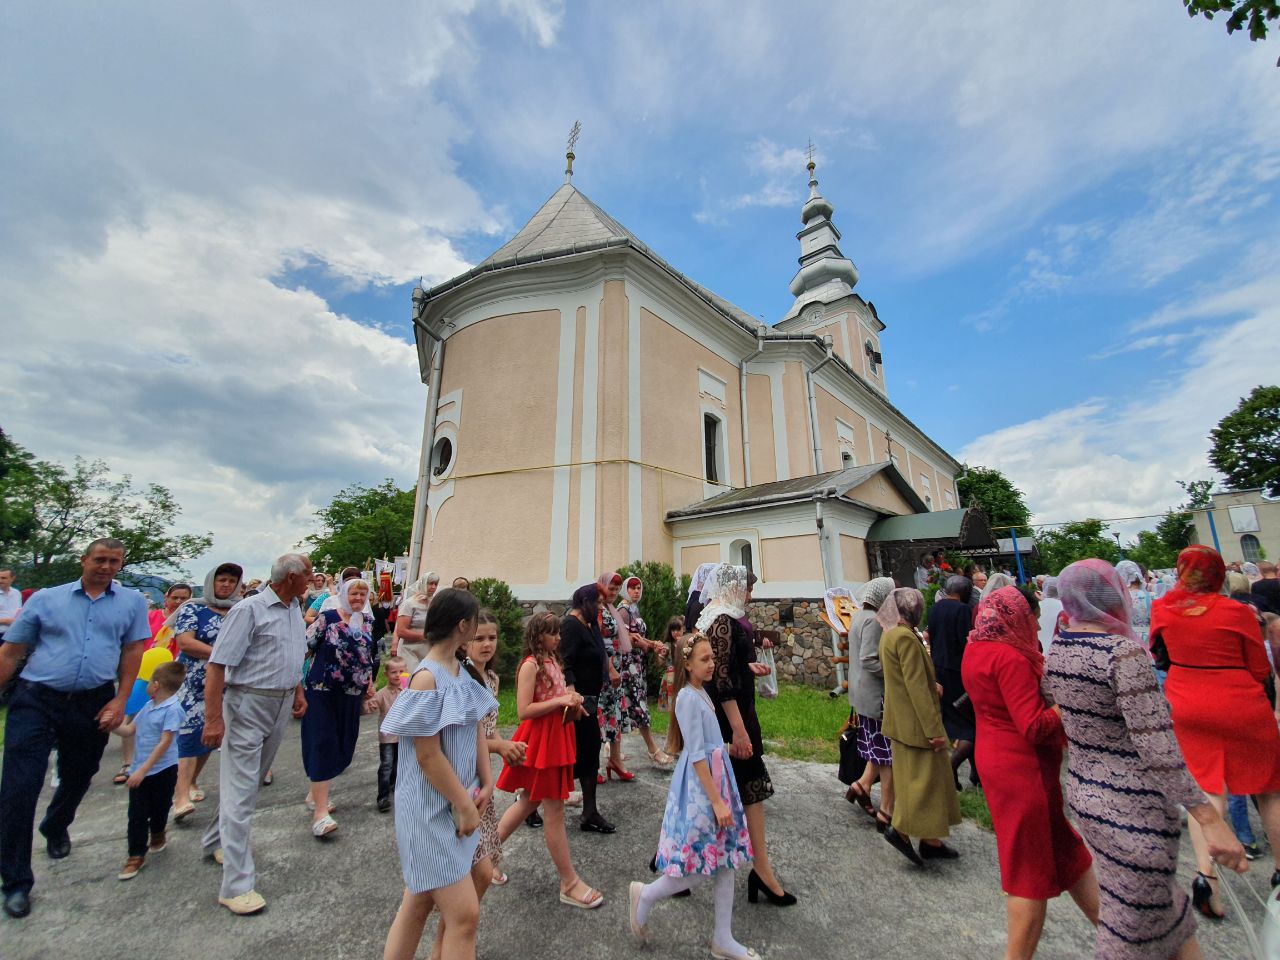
480,183,641,265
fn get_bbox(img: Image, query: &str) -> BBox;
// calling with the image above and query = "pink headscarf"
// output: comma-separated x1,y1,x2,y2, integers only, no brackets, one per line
876,587,924,631
1057,559,1135,641
597,571,630,653
970,586,1044,678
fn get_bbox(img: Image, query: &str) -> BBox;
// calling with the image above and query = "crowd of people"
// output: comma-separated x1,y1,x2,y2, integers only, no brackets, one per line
2,539,1280,959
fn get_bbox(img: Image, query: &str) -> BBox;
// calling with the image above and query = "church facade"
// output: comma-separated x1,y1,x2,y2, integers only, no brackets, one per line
407,154,962,601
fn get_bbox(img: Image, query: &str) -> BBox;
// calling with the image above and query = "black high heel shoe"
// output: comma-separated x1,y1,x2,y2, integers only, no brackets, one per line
747,869,796,906
1271,868,1280,889
1191,871,1225,920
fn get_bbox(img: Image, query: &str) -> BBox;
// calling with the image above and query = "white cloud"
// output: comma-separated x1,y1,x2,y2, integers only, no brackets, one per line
960,275,1280,546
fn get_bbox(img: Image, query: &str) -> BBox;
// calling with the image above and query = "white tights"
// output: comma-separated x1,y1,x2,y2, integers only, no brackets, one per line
637,869,744,954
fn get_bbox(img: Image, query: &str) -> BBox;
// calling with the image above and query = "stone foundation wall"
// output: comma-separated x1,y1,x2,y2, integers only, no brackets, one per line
518,598,840,692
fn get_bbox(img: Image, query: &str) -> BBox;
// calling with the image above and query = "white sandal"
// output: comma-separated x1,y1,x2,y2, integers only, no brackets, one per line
311,815,338,837
172,802,196,822
304,798,336,813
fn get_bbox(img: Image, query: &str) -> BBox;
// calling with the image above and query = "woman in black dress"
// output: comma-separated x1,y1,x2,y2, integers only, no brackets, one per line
698,564,795,907
560,583,614,834
926,575,977,789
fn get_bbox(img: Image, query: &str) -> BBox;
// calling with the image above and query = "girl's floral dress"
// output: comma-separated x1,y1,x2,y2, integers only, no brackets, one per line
654,685,753,877
596,605,631,742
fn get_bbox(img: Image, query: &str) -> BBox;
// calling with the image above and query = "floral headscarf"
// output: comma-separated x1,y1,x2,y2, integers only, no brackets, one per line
970,585,1044,677
688,563,719,599
1156,545,1227,618
696,564,749,633
1114,560,1144,588
1058,559,1135,639
876,587,924,631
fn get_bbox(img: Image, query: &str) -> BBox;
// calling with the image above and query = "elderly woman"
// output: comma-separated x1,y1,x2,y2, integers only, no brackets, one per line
1036,577,1064,652
561,583,614,833
1047,559,1245,958
1150,545,1280,919
301,578,379,837
927,575,977,790
845,577,897,831
616,576,672,765
596,571,632,781
700,563,795,906
393,572,438,674
880,587,961,866
963,586,1098,958
169,563,243,820
1116,560,1152,645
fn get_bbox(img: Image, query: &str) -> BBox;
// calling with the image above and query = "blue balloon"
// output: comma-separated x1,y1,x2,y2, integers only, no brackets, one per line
124,678,150,716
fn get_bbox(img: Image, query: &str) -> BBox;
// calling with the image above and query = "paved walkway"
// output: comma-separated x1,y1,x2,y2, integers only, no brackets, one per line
0,714,1263,959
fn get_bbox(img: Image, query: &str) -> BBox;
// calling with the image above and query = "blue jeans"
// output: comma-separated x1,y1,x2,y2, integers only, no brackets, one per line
1229,794,1257,845
0,680,113,895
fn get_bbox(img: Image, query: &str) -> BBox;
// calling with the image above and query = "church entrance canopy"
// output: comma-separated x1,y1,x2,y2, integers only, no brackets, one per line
865,507,997,586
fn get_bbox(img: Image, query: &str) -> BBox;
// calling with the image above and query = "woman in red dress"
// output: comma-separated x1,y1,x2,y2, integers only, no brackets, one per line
962,586,1098,958
1151,544,1280,918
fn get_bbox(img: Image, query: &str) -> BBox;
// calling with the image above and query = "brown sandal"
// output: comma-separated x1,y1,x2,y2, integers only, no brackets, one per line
873,809,892,834
845,782,874,816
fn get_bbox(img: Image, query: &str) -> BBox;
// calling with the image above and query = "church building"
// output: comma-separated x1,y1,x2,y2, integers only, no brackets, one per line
407,147,963,601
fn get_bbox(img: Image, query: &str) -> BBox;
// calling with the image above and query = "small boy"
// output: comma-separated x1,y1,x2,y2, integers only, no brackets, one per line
113,660,186,880
365,656,406,812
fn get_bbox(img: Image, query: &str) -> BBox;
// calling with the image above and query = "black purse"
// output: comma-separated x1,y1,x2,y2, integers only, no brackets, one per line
1150,631,1170,672
838,710,866,785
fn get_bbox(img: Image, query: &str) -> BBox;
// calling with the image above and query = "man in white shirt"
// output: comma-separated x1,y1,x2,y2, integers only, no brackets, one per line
0,568,21,639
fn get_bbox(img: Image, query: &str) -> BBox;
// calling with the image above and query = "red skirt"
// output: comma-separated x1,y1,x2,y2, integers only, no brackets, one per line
495,711,576,803
1166,667,1280,795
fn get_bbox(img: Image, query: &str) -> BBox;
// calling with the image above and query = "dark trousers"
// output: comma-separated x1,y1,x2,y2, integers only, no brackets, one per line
377,743,398,804
0,680,113,895
127,765,178,857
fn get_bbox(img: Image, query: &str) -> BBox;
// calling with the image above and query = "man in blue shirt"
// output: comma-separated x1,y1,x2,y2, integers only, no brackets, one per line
0,538,150,919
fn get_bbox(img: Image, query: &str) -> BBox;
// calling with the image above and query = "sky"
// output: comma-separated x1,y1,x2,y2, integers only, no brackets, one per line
3,1,1278,579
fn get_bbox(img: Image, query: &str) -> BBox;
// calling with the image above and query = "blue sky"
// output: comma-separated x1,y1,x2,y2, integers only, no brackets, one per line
2,1,1278,577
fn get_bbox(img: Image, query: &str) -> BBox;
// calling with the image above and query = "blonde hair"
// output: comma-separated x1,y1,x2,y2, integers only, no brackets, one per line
664,632,710,755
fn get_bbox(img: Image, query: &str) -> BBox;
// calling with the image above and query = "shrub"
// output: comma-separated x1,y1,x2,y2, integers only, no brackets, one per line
470,577,524,683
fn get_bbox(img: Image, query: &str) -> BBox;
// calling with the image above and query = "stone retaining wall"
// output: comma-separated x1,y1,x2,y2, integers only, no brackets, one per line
518,597,840,692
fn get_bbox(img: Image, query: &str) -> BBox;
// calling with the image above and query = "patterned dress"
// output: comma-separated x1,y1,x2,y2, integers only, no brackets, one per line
706,613,773,805
381,658,499,893
596,606,630,742
472,670,503,868
301,610,378,782
171,602,226,758
1046,630,1207,959
654,686,753,876
617,600,651,730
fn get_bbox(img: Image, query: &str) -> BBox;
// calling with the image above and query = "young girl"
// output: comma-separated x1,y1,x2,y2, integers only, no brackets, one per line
381,588,499,960
629,633,757,960
656,615,685,716
494,611,603,909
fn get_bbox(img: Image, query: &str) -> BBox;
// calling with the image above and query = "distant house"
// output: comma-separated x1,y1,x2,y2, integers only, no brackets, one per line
1191,488,1279,564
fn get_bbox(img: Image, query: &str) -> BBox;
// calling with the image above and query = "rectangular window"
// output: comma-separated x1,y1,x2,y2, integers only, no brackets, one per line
1229,506,1260,533
944,489,956,509
704,414,719,484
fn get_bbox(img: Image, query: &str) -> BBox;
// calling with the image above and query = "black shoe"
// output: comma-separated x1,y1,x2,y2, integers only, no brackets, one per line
746,868,797,906
1271,868,1280,889
884,827,924,867
3,890,31,919
45,834,71,860
1192,872,1225,920
1242,842,1262,861
579,815,616,834
376,797,391,813
919,841,959,860
525,811,543,828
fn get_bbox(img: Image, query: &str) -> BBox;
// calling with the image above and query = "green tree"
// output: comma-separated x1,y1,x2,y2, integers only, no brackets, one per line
956,465,1033,537
617,560,690,693
1209,385,1280,495
0,435,212,588
1037,519,1122,574
1126,529,1175,572
1184,0,1278,63
471,577,525,683
304,480,414,572
1178,479,1214,508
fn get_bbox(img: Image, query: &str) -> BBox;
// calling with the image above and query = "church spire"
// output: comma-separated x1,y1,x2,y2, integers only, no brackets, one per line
783,145,859,321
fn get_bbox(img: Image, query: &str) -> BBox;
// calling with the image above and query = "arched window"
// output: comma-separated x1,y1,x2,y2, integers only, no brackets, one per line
431,435,454,481
1241,534,1262,563
730,538,754,575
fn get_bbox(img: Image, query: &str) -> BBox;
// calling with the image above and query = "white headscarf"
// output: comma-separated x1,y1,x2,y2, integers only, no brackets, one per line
339,579,371,634
406,572,438,604
981,572,1016,600
688,562,719,600
696,564,749,633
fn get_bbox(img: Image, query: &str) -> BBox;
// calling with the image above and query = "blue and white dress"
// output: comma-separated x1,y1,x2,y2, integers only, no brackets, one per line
381,657,499,893
654,686,753,877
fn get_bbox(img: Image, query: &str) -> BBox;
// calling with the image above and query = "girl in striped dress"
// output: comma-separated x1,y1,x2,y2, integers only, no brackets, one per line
381,589,500,960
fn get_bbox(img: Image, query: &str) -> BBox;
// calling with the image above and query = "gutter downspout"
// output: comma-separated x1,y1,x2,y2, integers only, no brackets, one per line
806,336,837,475
408,310,445,582
739,325,766,486
813,489,845,697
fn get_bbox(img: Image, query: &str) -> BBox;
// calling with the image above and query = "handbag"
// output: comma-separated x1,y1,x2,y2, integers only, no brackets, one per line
1150,631,1170,672
756,647,778,699
838,709,866,785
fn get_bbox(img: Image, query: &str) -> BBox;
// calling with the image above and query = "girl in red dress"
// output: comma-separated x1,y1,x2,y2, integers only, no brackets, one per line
962,586,1098,958
1152,544,1280,917
494,612,603,909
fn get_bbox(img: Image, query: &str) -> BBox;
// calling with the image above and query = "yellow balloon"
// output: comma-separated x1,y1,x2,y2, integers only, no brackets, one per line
138,646,173,681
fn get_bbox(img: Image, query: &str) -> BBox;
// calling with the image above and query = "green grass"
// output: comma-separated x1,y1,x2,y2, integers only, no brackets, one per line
958,786,993,829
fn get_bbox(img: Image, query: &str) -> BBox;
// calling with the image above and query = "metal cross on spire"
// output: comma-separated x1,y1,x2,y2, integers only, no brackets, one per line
805,139,816,170
565,120,582,182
